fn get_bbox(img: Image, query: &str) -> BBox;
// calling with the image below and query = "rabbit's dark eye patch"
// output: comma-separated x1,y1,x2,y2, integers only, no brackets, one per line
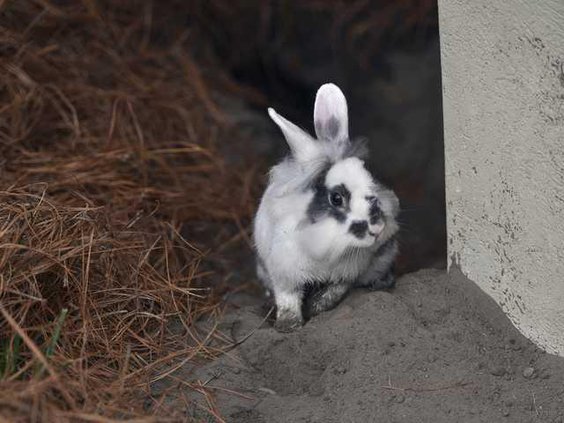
369,200,382,224
307,183,350,224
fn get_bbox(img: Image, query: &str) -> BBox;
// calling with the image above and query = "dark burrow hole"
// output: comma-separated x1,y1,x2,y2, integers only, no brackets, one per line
196,1,445,275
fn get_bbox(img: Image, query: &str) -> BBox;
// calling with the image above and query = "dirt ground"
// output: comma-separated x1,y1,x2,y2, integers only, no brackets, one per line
156,268,564,422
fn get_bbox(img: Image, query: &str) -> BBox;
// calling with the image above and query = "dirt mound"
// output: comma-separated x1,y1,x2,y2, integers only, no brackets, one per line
161,269,564,422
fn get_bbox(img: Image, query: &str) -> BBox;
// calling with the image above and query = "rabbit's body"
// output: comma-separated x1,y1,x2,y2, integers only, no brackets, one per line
254,83,399,332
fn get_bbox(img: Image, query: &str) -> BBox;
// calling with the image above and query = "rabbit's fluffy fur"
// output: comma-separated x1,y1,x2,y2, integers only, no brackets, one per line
253,83,399,332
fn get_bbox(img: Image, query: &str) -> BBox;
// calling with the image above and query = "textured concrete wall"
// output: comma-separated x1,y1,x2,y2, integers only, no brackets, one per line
439,0,564,355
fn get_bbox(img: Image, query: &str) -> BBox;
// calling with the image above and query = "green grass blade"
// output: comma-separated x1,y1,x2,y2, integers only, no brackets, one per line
45,308,68,358
35,308,68,378
8,335,22,376
1,335,22,379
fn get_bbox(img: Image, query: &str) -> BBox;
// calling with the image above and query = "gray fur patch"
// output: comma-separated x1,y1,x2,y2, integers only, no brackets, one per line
369,199,382,225
373,236,397,257
305,283,350,317
352,236,398,290
326,116,340,139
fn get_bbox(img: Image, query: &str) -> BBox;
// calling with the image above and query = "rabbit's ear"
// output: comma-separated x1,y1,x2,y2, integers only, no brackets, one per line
268,108,319,163
314,83,349,143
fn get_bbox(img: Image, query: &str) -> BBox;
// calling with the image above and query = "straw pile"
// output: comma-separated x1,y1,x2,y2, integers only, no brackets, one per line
0,1,259,421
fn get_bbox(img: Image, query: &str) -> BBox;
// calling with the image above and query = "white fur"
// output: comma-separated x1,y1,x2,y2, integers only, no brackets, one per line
254,83,399,331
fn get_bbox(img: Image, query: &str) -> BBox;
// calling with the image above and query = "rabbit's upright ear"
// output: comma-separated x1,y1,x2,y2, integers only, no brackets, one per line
268,108,319,163
314,83,349,144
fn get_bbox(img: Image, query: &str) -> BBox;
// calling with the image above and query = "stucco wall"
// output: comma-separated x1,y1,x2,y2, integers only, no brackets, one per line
438,0,564,355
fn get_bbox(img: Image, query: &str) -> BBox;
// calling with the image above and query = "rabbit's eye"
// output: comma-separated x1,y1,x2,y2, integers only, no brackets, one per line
329,192,343,207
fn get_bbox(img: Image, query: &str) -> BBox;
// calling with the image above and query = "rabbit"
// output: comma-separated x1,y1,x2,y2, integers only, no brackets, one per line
253,83,399,332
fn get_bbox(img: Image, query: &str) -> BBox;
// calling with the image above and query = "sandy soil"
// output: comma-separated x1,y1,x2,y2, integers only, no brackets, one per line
158,269,564,422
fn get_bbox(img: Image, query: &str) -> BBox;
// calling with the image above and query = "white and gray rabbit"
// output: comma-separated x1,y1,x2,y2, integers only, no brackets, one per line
253,83,399,332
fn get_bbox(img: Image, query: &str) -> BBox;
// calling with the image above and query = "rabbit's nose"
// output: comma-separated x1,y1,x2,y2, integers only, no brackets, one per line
349,220,368,239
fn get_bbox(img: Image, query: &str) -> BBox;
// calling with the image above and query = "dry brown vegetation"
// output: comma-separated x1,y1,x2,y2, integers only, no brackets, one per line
0,1,260,421
0,1,437,421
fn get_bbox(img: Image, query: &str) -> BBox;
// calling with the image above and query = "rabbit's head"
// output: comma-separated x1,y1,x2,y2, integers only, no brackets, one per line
268,83,398,250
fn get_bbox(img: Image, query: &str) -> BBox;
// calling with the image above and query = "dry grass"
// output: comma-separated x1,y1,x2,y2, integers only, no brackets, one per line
0,1,436,421
0,1,258,421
